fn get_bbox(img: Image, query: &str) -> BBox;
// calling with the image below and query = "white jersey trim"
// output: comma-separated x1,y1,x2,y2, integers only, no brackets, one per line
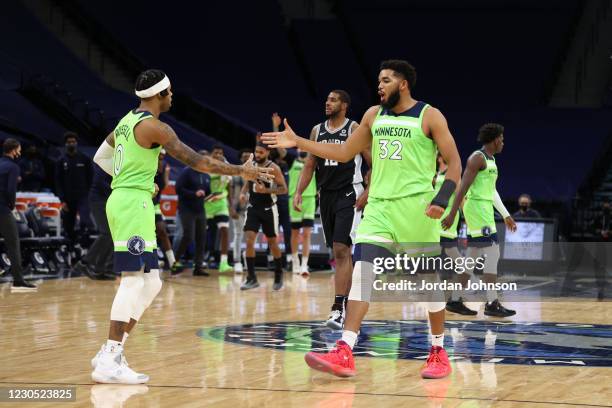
324,118,350,134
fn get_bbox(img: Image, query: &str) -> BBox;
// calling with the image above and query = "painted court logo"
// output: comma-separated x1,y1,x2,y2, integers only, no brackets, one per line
127,236,145,255
199,320,612,367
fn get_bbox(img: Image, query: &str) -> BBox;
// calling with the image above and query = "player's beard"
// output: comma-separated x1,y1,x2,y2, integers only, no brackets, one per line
255,156,267,164
325,107,340,119
381,88,400,109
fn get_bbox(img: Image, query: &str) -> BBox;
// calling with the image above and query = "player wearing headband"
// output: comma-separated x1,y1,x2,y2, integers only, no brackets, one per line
90,69,272,384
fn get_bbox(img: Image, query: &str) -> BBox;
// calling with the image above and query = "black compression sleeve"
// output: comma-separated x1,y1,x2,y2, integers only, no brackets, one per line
431,179,456,209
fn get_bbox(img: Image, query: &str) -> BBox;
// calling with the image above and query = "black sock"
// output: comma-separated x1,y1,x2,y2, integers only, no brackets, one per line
333,295,347,310
274,257,283,280
246,257,256,280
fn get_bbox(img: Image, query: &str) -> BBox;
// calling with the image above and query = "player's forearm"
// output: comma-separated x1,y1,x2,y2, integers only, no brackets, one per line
445,154,462,187
295,137,355,163
265,185,287,195
196,157,242,176
165,136,242,176
449,174,473,215
296,163,315,195
493,190,510,218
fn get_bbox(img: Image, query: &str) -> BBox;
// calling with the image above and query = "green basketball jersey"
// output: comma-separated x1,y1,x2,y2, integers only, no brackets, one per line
111,110,160,194
369,103,437,199
288,159,316,197
209,173,231,200
466,150,497,201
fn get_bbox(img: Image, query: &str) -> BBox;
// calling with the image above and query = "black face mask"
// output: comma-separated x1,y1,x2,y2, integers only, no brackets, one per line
299,152,308,159
66,145,77,154
520,204,529,211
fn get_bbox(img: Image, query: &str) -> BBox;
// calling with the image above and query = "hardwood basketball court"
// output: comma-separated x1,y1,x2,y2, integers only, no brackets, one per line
1,270,610,407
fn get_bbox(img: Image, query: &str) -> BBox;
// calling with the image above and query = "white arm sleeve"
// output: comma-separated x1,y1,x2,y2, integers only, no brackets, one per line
493,190,510,218
93,140,114,176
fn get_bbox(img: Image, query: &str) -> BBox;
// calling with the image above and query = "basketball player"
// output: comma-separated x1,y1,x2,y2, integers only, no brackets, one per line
442,123,517,317
205,145,233,273
288,148,316,276
239,143,288,291
90,69,272,384
153,149,176,270
435,153,477,316
263,60,461,379
293,89,371,329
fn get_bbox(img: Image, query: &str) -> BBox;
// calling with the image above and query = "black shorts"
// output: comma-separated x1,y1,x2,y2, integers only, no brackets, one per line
319,184,364,247
207,214,230,227
243,204,279,238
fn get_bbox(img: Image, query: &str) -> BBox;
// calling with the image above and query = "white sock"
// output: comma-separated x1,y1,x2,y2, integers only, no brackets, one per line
104,339,122,353
301,255,309,269
267,254,273,262
122,332,129,344
286,253,292,262
221,254,228,264
486,290,497,303
341,330,358,349
292,253,299,265
432,333,445,347
165,250,176,266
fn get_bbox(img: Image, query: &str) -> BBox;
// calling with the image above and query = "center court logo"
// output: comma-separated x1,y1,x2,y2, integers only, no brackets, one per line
127,236,145,255
198,320,612,367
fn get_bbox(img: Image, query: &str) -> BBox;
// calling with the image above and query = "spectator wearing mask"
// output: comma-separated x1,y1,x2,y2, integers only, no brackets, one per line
172,150,211,276
513,193,541,218
55,132,94,243
19,145,46,192
72,164,115,280
0,138,36,291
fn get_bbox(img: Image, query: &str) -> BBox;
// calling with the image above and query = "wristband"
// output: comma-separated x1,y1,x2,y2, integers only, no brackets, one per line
431,179,456,209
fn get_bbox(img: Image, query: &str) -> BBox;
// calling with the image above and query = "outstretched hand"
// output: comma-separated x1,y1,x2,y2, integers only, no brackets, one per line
261,119,298,149
241,154,273,182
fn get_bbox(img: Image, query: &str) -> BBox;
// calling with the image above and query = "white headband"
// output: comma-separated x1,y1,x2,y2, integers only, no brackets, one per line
135,75,171,98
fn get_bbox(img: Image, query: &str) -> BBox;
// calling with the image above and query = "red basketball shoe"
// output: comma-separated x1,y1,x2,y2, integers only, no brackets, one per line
420,346,452,379
304,340,356,378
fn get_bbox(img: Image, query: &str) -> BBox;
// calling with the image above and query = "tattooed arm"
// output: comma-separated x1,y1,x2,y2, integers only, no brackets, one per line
137,119,271,181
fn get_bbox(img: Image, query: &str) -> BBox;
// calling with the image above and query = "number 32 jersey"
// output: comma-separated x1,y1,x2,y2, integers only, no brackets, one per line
369,101,436,199
314,118,363,191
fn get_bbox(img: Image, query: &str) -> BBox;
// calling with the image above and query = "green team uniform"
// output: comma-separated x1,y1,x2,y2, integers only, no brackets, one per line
355,102,439,253
288,159,316,224
434,171,458,239
106,110,160,271
462,150,498,238
205,174,231,220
